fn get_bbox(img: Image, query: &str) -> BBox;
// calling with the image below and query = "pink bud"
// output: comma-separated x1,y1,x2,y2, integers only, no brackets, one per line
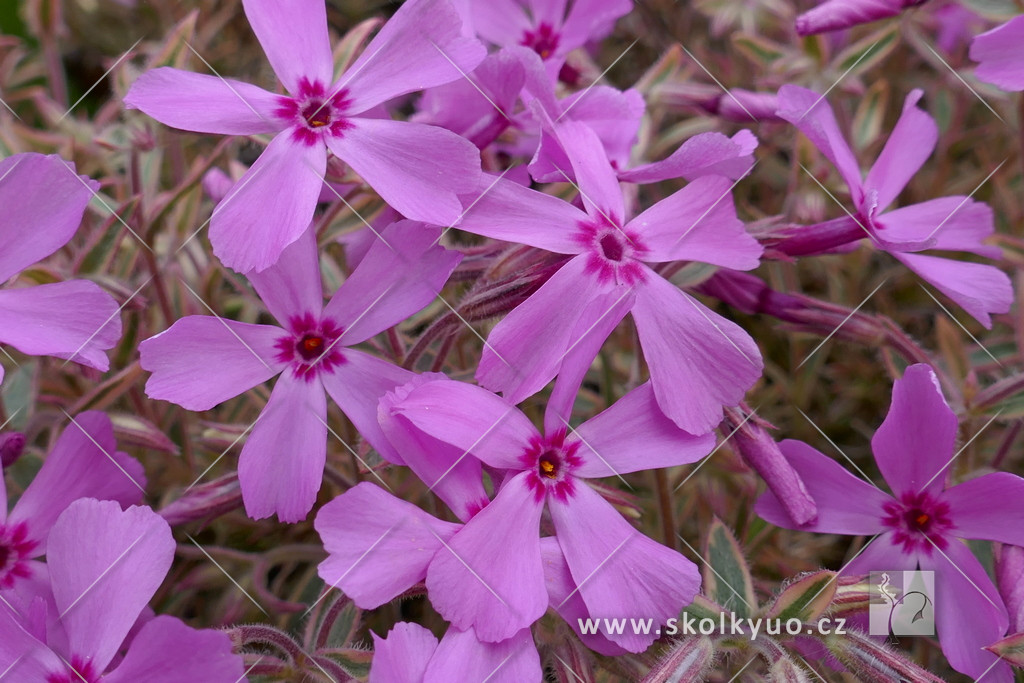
159,473,243,526
0,432,25,468
714,89,782,123
796,0,930,37
996,543,1024,634
726,410,818,526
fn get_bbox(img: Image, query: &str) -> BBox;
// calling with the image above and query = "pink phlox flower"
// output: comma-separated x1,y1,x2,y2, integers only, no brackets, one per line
757,364,1021,681
139,221,461,522
368,621,541,683
382,377,712,650
316,374,698,654
0,154,122,383
777,85,1012,328
0,499,243,682
0,412,144,593
124,0,486,272
455,118,763,434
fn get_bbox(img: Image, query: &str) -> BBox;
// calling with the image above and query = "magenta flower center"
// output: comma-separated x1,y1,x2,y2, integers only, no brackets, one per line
301,101,333,129
0,521,38,590
575,218,647,286
277,78,355,146
537,449,562,479
599,233,625,262
521,434,582,503
521,23,560,59
275,313,346,380
881,491,954,554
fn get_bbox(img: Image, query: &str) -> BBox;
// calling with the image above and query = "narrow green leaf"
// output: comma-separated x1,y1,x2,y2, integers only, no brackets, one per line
702,517,756,617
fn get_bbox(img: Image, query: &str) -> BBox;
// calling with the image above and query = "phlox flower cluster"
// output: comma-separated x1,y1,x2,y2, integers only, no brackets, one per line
1,0,1024,681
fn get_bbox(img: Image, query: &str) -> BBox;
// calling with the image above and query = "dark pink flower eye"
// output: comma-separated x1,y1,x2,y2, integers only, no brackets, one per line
297,334,325,360
599,233,625,262
537,450,561,479
301,101,331,128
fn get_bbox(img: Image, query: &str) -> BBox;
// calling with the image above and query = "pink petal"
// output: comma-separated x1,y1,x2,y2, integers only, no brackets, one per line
892,252,1012,329
540,537,628,656
123,68,285,135
8,412,145,551
876,197,999,257
47,500,174,673
247,223,324,323
238,371,327,522
340,0,485,113
471,0,533,46
756,440,892,535
628,175,762,268
412,49,524,148
870,364,958,496
776,85,863,205
426,472,546,642
554,119,626,224
0,602,64,681
210,131,327,273
618,130,758,184
971,15,1024,92
549,482,701,652
571,383,714,478
929,539,1010,680
841,530,918,577
564,87,645,165
323,221,461,344
241,0,333,95
525,0,569,26
424,626,542,683
379,375,490,522
543,284,635,433
319,349,416,465
139,317,285,411
476,255,608,405
389,378,538,470
942,473,1024,547
315,483,460,608
327,118,480,226
0,154,97,283
631,271,762,434
455,175,588,253
0,281,121,371
558,0,632,49
369,622,438,683
864,90,937,212
529,87,644,182
104,616,243,683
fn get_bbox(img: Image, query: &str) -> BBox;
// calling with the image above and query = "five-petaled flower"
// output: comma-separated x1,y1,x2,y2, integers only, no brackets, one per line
456,119,764,434
380,376,712,650
776,85,1012,328
125,0,486,273
757,364,1024,682
139,222,460,521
